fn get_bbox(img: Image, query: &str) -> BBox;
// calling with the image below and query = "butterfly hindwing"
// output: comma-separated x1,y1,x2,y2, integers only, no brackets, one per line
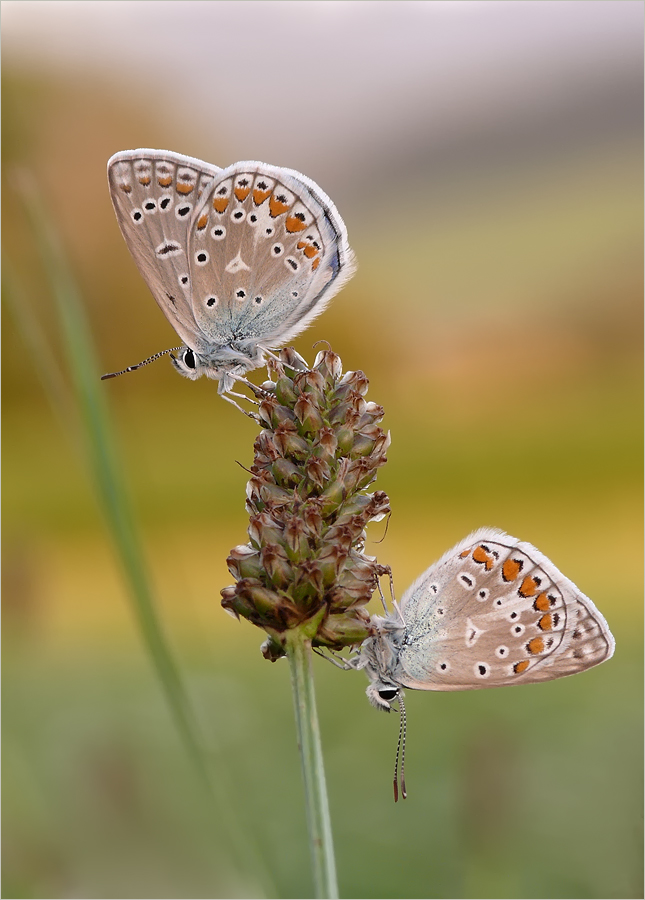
383,528,614,692
186,161,356,353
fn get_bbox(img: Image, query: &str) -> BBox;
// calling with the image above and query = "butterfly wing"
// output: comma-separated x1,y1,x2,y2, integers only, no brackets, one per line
108,149,221,352
393,527,615,691
186,161,356,354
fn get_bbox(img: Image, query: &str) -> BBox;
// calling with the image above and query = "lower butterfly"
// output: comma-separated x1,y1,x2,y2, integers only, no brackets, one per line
355,528,615,800
103,150,355,395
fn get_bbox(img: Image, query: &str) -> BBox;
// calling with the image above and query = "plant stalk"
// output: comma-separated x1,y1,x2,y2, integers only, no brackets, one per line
286,630,339,899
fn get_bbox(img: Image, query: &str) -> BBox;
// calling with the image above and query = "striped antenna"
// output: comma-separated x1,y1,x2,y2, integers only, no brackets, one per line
393,691,408,802
101,347,182,380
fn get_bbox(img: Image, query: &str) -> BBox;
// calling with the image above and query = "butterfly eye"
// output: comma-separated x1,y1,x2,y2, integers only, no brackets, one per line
182,349,196,369
378,689,398,702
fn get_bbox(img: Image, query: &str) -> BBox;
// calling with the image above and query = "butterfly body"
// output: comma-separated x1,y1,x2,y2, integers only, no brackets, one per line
107,150,355,391
360,527,615,710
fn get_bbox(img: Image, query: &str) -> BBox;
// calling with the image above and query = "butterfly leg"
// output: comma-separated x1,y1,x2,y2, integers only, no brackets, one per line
313,647,360,670
375,571,389,614
374,564,395,614
229,385,262,407
219,391,260,420
238,377,275,402
221,377,278,416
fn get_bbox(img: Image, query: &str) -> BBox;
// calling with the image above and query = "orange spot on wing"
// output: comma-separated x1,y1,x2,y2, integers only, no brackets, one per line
213,197,229,213
519,575,540,598
269,194,291,217
526,637,545,655
311,258,320,270
196,214,209,230
176,182,194,195
253,188,271,205
119,183,132,194
138,176,151,186
158,176,172,187
460,550,470,558
537,614,553,631
502,558,522,582
296,240,321,260
234,186,251,201
534,592,551,612
285,215,307,233
472,546,495,570
513,660,530,674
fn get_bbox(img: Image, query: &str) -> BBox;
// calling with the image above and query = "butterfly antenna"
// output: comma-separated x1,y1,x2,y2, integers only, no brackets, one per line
393,691,408,802
100,347,182,380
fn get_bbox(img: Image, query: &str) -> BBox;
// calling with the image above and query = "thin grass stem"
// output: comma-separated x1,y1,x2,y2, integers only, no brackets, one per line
10,173,276,897
286,630,339,899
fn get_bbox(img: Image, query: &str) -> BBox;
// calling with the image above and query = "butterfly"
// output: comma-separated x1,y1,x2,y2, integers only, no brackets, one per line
103,150,355,395
357,528,615,799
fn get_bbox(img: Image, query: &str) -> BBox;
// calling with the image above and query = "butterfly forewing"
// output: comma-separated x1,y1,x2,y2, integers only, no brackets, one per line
393,528,615,691
108,149,221,352
187,162,355,351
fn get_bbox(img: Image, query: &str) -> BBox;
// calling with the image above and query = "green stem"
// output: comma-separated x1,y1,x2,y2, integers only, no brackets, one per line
286,631,339,899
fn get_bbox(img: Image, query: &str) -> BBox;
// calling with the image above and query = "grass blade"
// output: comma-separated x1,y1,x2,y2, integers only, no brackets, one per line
8,172,276,897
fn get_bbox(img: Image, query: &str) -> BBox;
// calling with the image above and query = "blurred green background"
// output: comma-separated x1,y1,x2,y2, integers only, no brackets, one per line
3,2,642,898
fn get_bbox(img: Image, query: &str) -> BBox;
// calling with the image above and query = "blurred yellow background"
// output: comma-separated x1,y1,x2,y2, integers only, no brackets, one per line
3,2,642,898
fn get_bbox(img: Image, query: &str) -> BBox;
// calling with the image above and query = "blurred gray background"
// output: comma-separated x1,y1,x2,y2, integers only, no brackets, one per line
3,2,642,898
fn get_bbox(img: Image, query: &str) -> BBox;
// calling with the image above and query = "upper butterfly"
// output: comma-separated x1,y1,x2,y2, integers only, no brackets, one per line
104,150,356,392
